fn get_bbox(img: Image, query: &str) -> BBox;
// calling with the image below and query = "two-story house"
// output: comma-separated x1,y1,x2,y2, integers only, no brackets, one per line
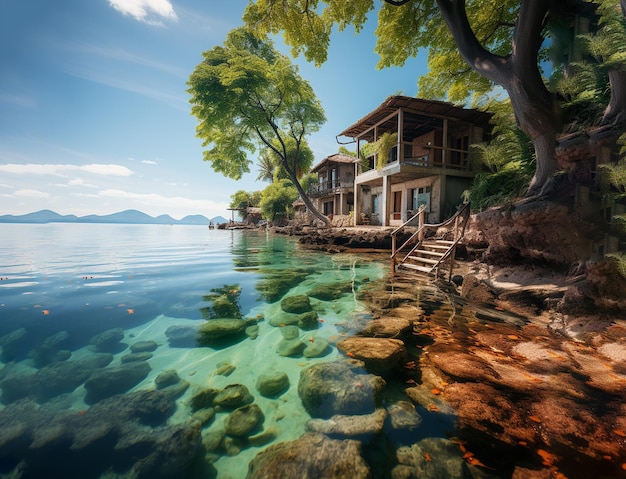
307,153,358,217
338,95,493,226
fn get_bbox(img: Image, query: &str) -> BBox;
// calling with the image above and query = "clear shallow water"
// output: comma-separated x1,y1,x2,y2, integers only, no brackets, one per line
1,225,623,479
0,224,386,478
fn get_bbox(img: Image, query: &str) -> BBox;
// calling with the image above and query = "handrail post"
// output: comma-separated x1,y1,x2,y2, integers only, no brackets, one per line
418,207,425,241
391,233,397,274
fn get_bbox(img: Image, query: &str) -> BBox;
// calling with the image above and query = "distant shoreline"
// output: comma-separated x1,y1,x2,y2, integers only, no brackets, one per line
0,209,228,226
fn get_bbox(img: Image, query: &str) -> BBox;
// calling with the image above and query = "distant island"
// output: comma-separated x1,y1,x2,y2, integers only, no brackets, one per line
0,209,229,226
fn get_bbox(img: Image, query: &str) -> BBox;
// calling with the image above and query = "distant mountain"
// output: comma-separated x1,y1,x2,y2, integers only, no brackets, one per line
0,209,221,226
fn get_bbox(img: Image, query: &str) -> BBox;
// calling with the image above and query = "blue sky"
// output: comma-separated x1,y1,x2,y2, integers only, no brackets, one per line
0,0,427,220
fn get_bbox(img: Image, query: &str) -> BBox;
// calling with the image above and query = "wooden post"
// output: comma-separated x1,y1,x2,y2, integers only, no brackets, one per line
418,207,425,241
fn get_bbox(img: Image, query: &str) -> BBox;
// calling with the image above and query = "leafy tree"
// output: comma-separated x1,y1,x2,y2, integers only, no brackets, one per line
260,178,299,222
243,0,625,197
256,150,277,183
230,189,262,220
187,27,329,225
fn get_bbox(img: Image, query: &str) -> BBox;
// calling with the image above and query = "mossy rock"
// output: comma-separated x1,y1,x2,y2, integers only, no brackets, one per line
269,312,301,327
197,319,247,346
298,311,319,330
257,270,310,303
256,371,290,397
190,388,220,411
308,282,353,301
276,338,306,357
281,295,312,314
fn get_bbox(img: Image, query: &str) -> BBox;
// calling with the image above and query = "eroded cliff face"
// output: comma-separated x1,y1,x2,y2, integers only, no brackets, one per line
462,197,626,321
465,199,592,267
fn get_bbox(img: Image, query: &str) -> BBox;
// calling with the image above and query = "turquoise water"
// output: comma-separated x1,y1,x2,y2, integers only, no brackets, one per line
0,224,385,478
2,224,622,479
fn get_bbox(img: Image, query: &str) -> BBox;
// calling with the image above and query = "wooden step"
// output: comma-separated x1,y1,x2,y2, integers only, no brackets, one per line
407,255,439,265
435,239,456,245
423,243,451,251
399,263,433,274
413,249,446,258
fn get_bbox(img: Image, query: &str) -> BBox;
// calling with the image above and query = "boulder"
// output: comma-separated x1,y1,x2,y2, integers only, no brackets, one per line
256,372,289,397
32,330,71,367
303,337,330,358
197,319,247,346
89,328,126,353
0,327,29,362
386,401,422,431
120,352,152,363
308,282,353,301
298,361,386,418
154,370,181,389
305,409,387,441
359,317,413,338
392,437,468,479
189,388,220,411
336,337,407,374
279,325,300,340
247,433,371,479
213,384,253,409
298,311,320,330
130,340,158,353
280,295,312,314
84,361,151,404
224,403,264,437
276,338,305,357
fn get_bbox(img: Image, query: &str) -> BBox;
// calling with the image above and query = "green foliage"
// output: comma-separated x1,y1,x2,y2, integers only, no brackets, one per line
606,252,626,279
371,132,398,169
266,137,314,181
260,178,299,221
467,98,535,210
230,190,261,209
187,27,326,181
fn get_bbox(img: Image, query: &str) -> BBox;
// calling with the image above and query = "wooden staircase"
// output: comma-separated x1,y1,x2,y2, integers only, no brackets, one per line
391,203,471,279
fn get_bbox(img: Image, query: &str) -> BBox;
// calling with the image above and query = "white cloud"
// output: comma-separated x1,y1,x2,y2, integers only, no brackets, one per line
99,189,226,211
141,159,157,165
0,163,133,177
68,178,98,188
14,189,50,198
108,0,178,25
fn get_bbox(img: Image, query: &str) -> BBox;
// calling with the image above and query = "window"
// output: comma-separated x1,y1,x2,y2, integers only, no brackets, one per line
372,194,379,215
411,187,431,212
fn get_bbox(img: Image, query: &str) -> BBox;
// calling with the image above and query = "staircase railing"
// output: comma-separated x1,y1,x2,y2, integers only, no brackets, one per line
391,202,471,276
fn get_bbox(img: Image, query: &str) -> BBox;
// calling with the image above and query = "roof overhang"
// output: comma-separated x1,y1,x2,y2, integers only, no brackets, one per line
338,96,493,142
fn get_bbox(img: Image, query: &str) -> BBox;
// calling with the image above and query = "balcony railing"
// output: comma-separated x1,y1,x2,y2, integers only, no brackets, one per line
308,180,351,197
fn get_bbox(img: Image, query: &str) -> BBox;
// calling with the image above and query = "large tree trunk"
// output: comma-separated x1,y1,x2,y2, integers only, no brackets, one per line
436,0,563,196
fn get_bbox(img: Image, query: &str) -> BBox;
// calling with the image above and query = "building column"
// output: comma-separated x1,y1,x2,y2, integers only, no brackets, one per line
354,184,360,225
382,175,391,227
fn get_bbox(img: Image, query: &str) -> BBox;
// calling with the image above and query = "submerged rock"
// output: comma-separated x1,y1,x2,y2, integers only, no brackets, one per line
336,337,407,374
276,338,305,357
305,409,387,441
89,327,126,353
247,432,371,479
84,361,151,404
392,437,468,479
213,384,254,409
308,281,353,301
280,295,312,314
130,340,158,353
256,371,289,397
303,337,330,358
155,369,181,389
298,361,386,418
197,318,247,346
224,403,264,437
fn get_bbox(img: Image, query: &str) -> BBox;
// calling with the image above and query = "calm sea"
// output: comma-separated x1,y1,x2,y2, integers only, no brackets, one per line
0,223,386,478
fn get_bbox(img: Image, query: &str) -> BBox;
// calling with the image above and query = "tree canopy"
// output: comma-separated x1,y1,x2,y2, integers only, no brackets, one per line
187,27,329,224
244,0,626,196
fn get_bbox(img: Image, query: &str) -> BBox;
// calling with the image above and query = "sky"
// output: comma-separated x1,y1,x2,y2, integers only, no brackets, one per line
0,0,427,220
